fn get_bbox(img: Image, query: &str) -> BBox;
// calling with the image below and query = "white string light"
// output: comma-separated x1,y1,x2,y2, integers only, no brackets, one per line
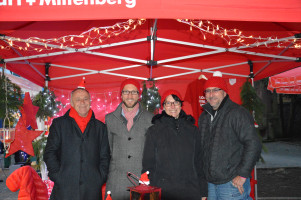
1,19,300,52
0,19,146,52
177,19,301,49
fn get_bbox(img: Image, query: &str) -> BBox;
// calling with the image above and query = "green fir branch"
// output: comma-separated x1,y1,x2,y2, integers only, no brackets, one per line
240,79,265,125
0,73,23,121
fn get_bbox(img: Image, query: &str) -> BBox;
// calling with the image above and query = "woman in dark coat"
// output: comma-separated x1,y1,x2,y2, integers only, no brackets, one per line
142,89,207,200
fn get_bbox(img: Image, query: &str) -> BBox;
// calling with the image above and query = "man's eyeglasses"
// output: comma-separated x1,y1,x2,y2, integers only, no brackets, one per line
204,88,222,94
122,90,139,95
164,101,181,107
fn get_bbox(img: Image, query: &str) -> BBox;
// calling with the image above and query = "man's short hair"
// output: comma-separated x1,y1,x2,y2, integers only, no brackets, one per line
70,88,90,101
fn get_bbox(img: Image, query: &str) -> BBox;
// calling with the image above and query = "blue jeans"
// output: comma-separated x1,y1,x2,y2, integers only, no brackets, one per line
208,178,252,200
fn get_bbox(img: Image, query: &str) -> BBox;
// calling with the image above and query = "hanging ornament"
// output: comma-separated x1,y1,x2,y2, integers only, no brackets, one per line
5,116,44,158
0,117,15,154
33,87,63,119
141,80,161,114
21,92,39,129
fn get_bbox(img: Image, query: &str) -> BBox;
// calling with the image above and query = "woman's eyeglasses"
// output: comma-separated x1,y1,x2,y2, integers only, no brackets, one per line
164,101,181,107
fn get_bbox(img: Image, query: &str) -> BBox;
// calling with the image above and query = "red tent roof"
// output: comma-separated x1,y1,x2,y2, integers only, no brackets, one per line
1,0,301,22
1,19,300,91
268,67,301,94
0,0,300,92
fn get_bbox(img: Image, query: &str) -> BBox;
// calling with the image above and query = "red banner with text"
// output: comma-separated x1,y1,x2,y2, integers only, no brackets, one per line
1,0,301,22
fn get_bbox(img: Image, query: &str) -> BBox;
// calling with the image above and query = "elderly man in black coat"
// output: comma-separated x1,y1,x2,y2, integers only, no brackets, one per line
44,85,110,200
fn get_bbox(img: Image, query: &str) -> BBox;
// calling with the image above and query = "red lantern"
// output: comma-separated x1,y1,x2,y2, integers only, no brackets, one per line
129,184,161,200
128,171,161,200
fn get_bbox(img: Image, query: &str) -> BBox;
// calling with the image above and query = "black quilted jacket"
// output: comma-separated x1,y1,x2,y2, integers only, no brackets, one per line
198,96,262,184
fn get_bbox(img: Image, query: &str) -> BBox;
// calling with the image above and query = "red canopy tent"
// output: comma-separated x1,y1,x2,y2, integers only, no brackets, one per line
268,67,301,94
1,2,300,199
0,0,301,119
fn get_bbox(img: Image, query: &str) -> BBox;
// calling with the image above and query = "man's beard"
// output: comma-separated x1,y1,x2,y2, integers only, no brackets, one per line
123,100,139,109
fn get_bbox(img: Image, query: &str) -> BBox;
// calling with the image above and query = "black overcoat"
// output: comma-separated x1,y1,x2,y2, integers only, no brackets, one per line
142,111,208,200
44,109,110,200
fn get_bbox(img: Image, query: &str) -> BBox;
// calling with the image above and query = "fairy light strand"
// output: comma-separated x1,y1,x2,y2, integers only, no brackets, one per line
0,19,146,52
1,19,300,52
177,19,301,49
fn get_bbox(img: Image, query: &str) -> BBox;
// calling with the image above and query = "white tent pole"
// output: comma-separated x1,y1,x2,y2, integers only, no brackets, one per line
4,61,28,64
254,42,294,77
50,64,96,72
51,71,98,80
86,38,147,50
228,49,297,60
157,37,224,50
205,62,249,71
1,35,75,51
232,35,296,50
248,61,258,200
4,38,147,63
158,50,224,64
100,71,148,80
148,19,158,80
204,70,249,77
5,43,46,79
45,63,51,87
154,70,200,80
151,31,154,61
49,64,144,80
252,60,296,63
161,64,201,71
4,51,76,62
150,20,158,61
84,51,146,63
102,64,143,72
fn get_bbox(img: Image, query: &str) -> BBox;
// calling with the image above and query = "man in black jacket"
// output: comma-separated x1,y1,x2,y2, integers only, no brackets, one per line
198,72,261,200
44,81,110,200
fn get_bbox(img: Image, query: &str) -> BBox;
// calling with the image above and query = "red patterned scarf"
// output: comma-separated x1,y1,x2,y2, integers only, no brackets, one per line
69,107,92,133
122,103,139,131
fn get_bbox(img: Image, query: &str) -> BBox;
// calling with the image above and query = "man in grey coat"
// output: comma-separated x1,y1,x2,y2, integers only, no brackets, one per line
105,79,153,200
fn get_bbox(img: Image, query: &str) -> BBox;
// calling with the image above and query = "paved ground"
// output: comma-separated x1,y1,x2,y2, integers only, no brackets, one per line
256,140,301,200
1,141,301,200
257,141,301,168
0,155,18,200
257,167,301,199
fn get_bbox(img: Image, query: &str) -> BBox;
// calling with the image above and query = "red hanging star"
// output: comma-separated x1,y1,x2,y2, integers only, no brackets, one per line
21,92,39,129
5,116,44,158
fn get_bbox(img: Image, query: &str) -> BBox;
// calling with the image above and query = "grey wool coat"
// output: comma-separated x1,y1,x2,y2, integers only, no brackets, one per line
105,103,153,200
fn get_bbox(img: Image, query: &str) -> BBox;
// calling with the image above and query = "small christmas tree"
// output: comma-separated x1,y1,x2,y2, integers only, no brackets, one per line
240,79,264,126
141,80,161,114
0,72,23,122
33,87,63,119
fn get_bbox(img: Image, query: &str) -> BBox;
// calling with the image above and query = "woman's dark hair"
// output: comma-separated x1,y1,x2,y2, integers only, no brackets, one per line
163,94,184,107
